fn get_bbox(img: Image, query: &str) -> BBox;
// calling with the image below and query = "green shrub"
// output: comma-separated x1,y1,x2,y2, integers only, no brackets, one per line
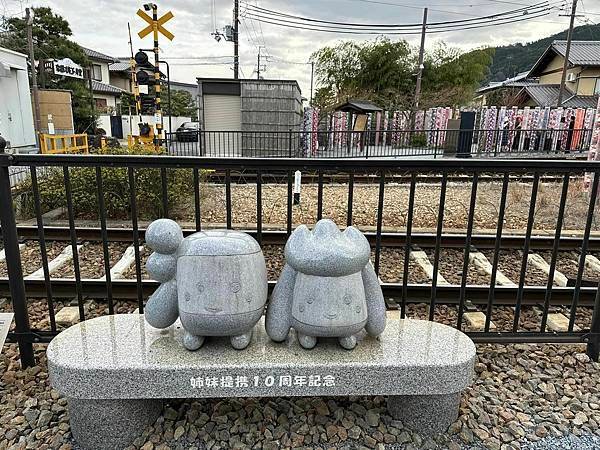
21,146,198,220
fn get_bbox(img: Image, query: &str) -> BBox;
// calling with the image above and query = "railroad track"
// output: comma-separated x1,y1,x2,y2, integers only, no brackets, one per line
5,225,600,250
1,231,599,345
206,171,569,185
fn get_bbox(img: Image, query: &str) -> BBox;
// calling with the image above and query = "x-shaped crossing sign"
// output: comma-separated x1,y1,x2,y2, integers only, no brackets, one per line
137,9,174,41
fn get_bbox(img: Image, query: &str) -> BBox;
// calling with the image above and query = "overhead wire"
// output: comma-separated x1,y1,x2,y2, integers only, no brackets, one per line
241,5,554,35
241,1,551,28
243,11,552,34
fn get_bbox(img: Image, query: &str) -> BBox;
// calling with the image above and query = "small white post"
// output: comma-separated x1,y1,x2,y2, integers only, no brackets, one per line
293,170,301,205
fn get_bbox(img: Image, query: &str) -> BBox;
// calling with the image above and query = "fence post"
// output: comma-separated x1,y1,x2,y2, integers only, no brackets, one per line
0,136,35,368
588,282,600,361
288,128,292,158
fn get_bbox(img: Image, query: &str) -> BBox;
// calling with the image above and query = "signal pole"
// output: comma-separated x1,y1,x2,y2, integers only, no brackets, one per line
151,4,163,151
234,0,239,79
557,0,578,107
413,7,428,111
25,8,41,147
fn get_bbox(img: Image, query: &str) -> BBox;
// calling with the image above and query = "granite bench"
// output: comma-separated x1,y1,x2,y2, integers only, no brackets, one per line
47,312,476,450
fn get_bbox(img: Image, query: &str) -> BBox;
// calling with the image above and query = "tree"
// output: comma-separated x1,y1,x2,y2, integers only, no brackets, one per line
119,89,197,118
310,37,494,111
421,43,494,107
0,7,96,132
163,90,197,118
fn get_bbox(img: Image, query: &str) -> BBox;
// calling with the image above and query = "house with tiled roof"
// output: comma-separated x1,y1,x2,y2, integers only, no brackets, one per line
81,47,125,113
514,40,600,108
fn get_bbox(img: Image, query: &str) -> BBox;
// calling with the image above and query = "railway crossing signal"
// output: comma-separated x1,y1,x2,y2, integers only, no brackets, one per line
136,4,174,151
137,8,174,41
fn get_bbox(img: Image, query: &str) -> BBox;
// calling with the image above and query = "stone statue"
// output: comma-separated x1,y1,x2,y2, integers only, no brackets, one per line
266,219,386,349
144,219,268,351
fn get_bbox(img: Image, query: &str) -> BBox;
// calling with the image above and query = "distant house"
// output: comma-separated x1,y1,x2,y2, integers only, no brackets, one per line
0,46,36,152
475,71,537,106
514,40,600,108
81,47,125,113
108,60,133,94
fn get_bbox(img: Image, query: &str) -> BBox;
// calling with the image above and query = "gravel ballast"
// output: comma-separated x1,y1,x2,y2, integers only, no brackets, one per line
1,342,600,450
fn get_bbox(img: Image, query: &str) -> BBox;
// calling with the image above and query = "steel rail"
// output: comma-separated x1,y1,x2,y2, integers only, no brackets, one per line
1,278,597,305
4,226,600,250
3,154,600,172
5,329,592,345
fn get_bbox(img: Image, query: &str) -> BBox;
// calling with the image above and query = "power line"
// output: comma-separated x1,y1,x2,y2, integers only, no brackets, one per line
242,1,551,27
343,0,537,16
241,6,553,34
162,56,233,60
169,61,234,66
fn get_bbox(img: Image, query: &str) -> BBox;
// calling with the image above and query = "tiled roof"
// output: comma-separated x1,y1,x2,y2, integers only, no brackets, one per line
562,95,599,109
522,84,563,107
91,80,124,95
109,62,131,72
82,47,118,63
516,84,597,108
335,99,383,113
477,72,537,94
552,41,600,67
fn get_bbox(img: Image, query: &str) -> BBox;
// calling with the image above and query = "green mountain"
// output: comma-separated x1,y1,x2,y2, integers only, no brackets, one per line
487,23,600,82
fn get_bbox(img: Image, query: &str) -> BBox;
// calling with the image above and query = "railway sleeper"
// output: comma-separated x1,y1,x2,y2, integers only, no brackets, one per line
527,253,568,287
26,243,84,280
468,248,516,287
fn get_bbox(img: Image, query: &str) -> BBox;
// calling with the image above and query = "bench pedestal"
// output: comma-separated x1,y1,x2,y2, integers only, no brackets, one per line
387,392,460,434
68,398,162,450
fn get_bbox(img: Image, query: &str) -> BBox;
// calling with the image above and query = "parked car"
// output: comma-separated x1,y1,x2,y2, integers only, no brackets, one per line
175,122,200,142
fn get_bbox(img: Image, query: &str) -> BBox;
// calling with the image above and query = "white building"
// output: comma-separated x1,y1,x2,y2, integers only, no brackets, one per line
0,47,36,152
81,47,125,114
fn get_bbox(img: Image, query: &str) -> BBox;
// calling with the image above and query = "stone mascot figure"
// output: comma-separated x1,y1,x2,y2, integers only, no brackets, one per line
266,219,386,349
144,219,268,351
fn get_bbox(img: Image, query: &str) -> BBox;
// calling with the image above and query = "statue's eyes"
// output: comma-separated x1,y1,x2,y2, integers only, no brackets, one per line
344,295,352,305
185,292,191,302
355,305,361,313
196,283,205,293
246,296,252,303
230,281,241,293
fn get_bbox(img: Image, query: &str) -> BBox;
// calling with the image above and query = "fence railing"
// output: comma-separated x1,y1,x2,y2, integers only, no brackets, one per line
1,149,600,368
163,128,593,158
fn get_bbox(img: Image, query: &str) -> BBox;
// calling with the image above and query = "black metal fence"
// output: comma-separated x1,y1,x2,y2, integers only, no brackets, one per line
163,128,593,158
1,147,600,369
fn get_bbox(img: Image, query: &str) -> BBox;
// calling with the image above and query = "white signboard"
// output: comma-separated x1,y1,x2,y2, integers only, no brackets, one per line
53,58,84,79
0,313,14,350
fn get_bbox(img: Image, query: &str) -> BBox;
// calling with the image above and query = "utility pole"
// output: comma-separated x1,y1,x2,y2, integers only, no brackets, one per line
557,0,578,107
413,7,428,111
310,61,315,105
257,48,261,80
233,0,239,79
25,8,41,147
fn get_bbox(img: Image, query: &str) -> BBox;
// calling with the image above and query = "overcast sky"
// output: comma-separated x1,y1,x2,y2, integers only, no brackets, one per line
2,0,594,96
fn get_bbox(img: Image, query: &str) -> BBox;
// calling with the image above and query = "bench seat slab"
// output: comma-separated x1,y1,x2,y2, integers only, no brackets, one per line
68,398,162,450
48,313,475,399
